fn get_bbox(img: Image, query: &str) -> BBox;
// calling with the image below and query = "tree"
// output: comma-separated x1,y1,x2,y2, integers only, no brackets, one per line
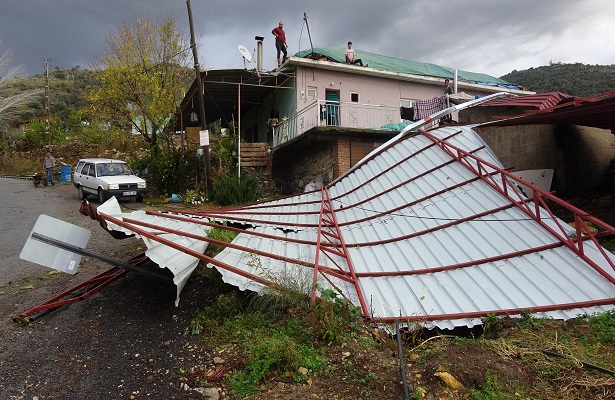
0,43,43,123
87,16,192,149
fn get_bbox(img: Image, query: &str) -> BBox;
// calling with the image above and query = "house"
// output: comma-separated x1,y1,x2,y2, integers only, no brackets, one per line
177,47,533,192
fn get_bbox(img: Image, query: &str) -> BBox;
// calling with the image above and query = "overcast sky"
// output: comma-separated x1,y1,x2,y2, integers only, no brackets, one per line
1,0,613,80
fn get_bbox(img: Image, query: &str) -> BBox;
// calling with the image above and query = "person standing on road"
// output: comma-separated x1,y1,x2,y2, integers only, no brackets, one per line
272,21,288,67
42,151,56,186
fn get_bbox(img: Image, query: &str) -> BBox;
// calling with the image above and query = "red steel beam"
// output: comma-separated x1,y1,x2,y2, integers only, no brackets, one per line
373,297,615,323
13,267,128,322
310,187,368,315
421,129,615,286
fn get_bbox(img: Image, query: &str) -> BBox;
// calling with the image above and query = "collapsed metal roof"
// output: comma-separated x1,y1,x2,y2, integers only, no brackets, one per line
483,90,615,132
480,91,574,110
94,118,615,330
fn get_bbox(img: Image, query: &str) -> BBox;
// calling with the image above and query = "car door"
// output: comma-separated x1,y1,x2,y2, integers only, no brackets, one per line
81,163,97,193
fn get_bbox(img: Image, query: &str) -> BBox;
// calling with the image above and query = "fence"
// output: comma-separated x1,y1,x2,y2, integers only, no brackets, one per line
272,101,402,147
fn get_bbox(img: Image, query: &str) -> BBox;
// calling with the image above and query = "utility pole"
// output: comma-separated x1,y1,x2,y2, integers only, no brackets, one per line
44,58,51,146
186,0,212,193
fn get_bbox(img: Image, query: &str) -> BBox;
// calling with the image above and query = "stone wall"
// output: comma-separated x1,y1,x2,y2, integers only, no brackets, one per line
272,135,388,194
273,141,337,194
475,124,615,196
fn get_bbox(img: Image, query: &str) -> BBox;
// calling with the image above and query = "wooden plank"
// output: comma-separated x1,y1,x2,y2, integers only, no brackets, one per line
240,142,269,167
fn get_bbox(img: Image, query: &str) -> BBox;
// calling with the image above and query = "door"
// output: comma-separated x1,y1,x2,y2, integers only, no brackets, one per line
325,90,340,126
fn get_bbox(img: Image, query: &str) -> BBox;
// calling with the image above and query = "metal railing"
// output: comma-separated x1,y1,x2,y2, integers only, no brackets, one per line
272,101,402,147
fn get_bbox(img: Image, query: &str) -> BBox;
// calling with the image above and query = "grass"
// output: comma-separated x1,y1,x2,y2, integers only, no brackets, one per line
185,287,381,398
0,153,41,175
467,370,520,400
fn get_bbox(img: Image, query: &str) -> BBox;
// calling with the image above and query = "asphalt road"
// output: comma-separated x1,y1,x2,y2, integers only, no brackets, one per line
0,177,67,285
0,178,216,399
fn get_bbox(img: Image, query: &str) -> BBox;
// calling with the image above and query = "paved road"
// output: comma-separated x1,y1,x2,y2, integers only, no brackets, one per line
0,177,68,285
0,178,216,399
0,178,148,331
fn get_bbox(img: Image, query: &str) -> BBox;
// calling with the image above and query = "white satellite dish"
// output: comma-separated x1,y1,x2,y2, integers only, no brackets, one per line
238,45,253,63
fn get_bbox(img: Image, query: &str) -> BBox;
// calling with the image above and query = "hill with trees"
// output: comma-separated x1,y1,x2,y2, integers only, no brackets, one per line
501,62,615,97
4,61,615,149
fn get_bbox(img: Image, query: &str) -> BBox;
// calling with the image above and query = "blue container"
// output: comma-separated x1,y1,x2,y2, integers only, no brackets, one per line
60,165,71,183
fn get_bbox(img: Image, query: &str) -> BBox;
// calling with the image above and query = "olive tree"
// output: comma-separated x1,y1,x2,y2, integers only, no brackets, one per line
87,16,192,149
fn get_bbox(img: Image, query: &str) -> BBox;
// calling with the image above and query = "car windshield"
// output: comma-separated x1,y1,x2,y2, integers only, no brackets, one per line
96,163,131,177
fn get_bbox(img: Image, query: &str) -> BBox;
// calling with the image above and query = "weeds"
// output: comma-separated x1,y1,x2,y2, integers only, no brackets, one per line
517,310,546,329
588,310,615,344
467,370,510,400
481,313,503,336
204,224,238,257
0,153,41,175
314,288,362,343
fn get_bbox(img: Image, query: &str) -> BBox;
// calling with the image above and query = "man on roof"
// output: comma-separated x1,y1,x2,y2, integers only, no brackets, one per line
345,41,366,67
272,21,288,67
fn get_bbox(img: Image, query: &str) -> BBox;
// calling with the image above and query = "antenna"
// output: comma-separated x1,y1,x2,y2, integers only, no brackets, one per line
303,12,314,57
238,44,253,63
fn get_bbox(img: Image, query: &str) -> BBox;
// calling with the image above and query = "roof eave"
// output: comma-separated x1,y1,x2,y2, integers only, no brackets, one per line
286,57,534,95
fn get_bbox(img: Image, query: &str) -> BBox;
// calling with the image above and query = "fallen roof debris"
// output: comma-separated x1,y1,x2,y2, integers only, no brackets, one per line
91,123,615,330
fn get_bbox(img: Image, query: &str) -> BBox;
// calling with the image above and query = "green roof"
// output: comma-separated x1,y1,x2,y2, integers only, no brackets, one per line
294,47,515,88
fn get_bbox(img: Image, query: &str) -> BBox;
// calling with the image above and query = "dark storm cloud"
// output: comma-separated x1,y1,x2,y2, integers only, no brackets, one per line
1,0,613,78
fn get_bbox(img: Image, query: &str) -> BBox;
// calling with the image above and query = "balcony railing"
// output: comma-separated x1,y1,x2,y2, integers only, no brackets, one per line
272,101,402,148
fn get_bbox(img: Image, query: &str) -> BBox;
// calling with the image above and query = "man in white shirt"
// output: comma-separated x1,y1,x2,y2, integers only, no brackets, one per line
344,42,365,67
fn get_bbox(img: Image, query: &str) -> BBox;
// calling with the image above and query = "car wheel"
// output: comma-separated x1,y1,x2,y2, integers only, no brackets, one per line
78,185,88,200
136,195,144,203
98,188,106,204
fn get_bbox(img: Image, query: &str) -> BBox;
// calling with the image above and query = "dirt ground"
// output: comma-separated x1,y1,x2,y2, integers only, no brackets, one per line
1,180,614,400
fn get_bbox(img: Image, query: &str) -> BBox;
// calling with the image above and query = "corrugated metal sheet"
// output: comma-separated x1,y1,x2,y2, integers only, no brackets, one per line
95,120,615,329
480,92,574,110
98,198,208,306
484,90,615,131
204,125,615,329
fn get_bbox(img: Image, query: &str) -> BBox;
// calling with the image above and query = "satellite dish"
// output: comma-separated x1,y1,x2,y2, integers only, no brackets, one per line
238,45,253,63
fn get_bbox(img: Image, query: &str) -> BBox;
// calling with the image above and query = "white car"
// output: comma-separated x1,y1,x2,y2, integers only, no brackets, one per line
73,158,147,203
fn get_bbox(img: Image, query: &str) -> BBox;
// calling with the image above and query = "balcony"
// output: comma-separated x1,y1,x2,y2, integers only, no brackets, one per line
272,101,403,148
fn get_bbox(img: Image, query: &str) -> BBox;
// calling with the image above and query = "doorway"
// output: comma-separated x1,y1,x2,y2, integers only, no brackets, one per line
325,90,340,126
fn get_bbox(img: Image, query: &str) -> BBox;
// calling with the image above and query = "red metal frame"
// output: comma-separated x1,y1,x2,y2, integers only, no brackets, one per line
421,129,615,285
310,187,368,315
13,253,153,322
13,267,127,322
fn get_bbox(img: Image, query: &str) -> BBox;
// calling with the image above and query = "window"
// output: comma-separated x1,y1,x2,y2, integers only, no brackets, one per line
400,99,415,108
400,99,415,121
307,86,317,100
350,92,360,103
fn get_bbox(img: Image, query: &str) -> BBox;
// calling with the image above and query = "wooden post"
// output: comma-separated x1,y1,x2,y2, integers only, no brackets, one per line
186,0,213,193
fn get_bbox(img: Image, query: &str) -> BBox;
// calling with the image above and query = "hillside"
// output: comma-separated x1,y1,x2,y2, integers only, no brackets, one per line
1,66,97,129
4,63,615,132
501,63,615,97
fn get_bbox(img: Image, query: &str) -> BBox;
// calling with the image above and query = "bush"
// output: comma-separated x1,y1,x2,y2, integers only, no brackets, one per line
141,147,206,195
588,310,615,344
210,174,260,206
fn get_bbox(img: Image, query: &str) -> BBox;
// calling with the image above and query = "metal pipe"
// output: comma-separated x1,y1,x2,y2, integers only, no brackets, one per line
30,232,172,283
396,320,412,400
